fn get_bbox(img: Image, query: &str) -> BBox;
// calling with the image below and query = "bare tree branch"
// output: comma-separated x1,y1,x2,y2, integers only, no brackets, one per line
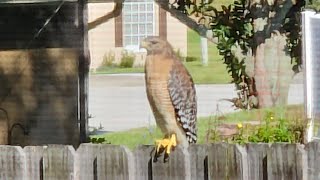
88,1,123,30
154,0,217,44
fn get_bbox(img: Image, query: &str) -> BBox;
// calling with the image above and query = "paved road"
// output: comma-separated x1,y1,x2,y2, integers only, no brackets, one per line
88,74,304,132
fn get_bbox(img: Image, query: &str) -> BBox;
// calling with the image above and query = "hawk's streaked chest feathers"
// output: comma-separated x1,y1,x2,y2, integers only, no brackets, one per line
145,54,176,127
145,52,197,146
142,37,197,146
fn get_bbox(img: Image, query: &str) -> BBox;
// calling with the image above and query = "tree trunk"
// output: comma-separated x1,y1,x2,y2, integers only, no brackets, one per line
249,1,296,108
264,32,293,106
252,32,294,108
253,37,274,108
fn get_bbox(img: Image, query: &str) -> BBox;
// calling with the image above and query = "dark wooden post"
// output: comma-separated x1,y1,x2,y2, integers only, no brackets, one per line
78,0,90,143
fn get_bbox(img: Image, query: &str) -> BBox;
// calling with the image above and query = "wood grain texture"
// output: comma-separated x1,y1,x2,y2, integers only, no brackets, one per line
97,145,135,180
235,144,249,180
208,143,246,180
43,145,75,180
246,143,270,180
0,143,318,179
24,146,45,180
134,145,154,180
75,143,100,180
0,146,25,180
151,145,191,180
188,144,209,180
267,143,301,180
306,141,320,180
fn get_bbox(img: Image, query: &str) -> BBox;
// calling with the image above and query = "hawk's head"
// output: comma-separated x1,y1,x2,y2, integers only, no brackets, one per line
140,36,174,56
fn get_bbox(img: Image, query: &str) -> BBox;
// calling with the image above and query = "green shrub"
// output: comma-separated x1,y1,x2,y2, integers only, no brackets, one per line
185,56,198,62
97,51,116,71
88,137,110,144
102,51,115,67
119,51,135,68
210,111,305,144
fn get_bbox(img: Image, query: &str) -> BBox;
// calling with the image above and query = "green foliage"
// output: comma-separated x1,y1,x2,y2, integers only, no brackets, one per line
185,56,198,62
284,1,305,74
172,0,305,89
211,111,305,144
209,0,305,87
305,0,320,10
97,51,116,71
89,137,110,144
102,51,115,67
91,105,304,149
119,51,135,68
97,50,135,70
210,0,252,86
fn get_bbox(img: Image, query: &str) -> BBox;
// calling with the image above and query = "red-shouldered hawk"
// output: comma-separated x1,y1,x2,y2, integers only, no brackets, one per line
140,36,197,155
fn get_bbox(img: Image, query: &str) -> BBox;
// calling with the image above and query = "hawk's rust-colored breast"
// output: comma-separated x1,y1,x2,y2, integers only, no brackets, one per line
142,36,197,146
144,54,178,134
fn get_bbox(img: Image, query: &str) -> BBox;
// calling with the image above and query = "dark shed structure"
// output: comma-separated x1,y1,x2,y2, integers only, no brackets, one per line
0,0,89,147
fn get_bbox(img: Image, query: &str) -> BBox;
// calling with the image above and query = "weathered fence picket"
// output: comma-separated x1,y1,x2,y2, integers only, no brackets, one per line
267,143,301,180
24,146,45,180
43,145,75,180
209,143,245,180
0,146,25,180
96,145,134,180
188,144,208,180
306,142,320,180
246,143,269,180
75,143,100,180
1,143,320,179
151,146,190,180
134,145,153,180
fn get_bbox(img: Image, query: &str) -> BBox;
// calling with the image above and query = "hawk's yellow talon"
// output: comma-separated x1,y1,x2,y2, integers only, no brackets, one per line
155,134,177,155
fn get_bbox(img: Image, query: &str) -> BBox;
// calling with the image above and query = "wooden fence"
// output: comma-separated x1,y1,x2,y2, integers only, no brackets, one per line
1,142,320,180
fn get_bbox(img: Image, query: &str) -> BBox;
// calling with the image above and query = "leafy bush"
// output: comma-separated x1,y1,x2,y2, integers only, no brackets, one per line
185,56,198,62
101,51,115,67
119,51,135,68
96,51,116,71
88,137,110,144
210,111,305,144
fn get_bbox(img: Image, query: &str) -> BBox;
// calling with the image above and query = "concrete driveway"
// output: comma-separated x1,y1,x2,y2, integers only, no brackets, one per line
88,74,304,132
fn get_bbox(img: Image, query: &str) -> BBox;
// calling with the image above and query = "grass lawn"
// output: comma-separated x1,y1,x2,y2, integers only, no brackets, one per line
90,105,304,149
185,29,231,84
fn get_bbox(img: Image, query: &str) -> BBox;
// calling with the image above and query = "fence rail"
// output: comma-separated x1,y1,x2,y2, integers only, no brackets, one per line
1,142,320,180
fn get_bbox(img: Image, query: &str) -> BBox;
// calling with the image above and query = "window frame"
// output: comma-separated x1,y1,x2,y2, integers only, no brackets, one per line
122,0,155,52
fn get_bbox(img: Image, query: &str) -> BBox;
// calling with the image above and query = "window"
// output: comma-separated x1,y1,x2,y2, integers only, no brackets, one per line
123,0,154,52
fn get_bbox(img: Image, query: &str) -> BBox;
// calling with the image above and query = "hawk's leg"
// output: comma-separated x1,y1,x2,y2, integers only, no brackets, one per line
155,134,177,155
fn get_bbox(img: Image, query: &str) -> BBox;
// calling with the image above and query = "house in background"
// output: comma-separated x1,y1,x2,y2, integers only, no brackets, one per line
88,0,188,70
